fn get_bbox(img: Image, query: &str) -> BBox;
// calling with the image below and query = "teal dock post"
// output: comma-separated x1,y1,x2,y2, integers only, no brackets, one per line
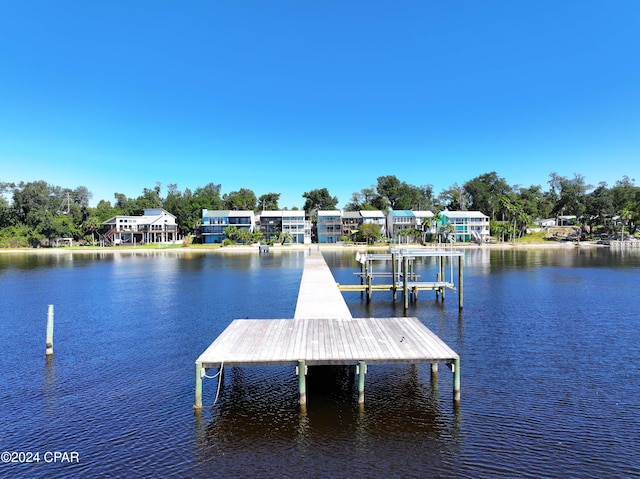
357,361,366,404
46,305,54,357
403,256,409,310
298,360,307,405
458,255,464,310
194,362,203,410
452,357,461,405
391,252,397,302
440,257,446,301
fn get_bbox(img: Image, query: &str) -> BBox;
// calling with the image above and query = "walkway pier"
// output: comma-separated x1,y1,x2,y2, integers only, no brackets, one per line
194,250,460,411
338,248,464,310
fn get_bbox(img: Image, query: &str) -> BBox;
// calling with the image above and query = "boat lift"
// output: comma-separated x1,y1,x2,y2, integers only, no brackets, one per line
338,247,464,310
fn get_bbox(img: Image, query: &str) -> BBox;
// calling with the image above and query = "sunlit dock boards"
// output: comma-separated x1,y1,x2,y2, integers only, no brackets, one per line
294,250,353,319
196,317,459,368
194,249,460,411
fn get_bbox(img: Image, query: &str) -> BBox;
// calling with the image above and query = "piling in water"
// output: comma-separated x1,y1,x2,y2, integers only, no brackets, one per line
46,305,54,357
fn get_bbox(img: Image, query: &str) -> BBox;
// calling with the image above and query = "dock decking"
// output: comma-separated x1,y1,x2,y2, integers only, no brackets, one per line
194,249,460,410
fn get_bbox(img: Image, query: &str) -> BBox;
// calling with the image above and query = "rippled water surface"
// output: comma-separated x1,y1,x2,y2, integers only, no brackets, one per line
1,247,639,478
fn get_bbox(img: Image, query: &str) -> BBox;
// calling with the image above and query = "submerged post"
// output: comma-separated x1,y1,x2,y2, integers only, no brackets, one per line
46,304,54,357
298,360,307,405
391,252,397,302
403,255,409,310
453,357,461,405
194,362,203,410
357,361,366,404
458,255,464,310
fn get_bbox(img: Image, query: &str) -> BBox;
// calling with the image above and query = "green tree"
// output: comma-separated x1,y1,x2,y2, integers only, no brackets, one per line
464,172,512,219
438,183,467,211
257,192,281,211
224,188,257,211
302,188,338,215
357,223,381,244
548,172,592,220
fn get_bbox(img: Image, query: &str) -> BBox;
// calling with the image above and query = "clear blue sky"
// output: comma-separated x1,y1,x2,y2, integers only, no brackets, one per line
1,1,639,209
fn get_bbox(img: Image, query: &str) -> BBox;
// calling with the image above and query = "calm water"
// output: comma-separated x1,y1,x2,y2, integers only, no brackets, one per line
0,247,639,478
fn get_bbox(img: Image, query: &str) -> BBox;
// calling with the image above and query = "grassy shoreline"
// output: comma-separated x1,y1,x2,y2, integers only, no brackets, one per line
0,240,603,255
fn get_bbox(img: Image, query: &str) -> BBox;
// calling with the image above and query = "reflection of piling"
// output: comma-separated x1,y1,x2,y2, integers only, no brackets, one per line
46,305,54,357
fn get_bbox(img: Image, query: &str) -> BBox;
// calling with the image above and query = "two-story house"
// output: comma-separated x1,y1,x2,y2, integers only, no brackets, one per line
102,208,178,245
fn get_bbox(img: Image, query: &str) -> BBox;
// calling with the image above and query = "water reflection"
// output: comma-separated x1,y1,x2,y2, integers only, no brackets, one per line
197,362,463,478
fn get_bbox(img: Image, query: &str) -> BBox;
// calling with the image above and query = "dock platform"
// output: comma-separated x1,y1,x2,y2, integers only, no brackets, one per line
194,250,460,410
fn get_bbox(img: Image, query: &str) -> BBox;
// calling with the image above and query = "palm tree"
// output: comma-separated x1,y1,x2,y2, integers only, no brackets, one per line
620,208,632,241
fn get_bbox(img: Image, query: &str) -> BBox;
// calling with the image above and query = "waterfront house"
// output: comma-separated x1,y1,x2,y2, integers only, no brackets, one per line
200,209,255,244
102,208,178,245
386,210,415,241
317,210,342,243
439,210,490,242
257,210,311,244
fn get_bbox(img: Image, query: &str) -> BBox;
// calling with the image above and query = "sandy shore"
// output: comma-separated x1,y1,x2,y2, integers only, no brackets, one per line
0,240,605,255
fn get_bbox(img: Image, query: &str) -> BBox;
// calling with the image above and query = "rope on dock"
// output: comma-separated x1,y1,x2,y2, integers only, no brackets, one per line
202,362,225,406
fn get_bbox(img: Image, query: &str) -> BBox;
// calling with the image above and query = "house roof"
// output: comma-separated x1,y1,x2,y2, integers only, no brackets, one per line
202,209,254,218
441,211,489,219
360,210,385,218
412,210,434,218
389,210,415,217
103,208,176,225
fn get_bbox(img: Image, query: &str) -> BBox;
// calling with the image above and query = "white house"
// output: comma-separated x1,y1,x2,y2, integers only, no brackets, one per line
102,208,178,245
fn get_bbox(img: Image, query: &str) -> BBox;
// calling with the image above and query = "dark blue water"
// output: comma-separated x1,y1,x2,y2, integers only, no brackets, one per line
0,247,639,478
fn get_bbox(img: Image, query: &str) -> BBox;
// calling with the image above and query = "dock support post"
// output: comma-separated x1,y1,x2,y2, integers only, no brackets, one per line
46,304,54,357
357,361,366,404
440,257,446,301
458,255,464,310
297,360,307,405
194,362,203,410
403,255,409,310
452,357,461,405
391,252,397,302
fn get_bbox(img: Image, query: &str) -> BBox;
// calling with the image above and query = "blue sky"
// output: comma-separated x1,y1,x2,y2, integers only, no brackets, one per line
1,1,639,209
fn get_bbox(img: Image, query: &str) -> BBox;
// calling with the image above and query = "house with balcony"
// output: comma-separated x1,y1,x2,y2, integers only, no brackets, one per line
439,210,490,242
361,210,387,237
386,210,415,241
199,209,255,244
317,210,342,243
102,208,178,245
258,211,311,244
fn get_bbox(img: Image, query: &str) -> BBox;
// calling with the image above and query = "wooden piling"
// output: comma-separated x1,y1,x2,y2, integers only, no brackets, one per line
403,255,409,310
452,357,461,405
298,360,307,405
46,304,54,357
391,252,397,302
357,361,366,404
194,362,203,410
458,255,464,310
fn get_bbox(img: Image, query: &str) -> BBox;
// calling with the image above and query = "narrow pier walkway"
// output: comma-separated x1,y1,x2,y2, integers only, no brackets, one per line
294,250,352,319
195,249,460,411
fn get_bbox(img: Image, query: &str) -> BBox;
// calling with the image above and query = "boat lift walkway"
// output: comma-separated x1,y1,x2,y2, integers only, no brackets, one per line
194,250,460,411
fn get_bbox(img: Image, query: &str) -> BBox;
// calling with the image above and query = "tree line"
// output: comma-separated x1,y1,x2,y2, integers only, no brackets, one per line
1,171,638,247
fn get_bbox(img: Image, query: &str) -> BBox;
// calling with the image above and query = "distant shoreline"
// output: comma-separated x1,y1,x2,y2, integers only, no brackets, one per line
0,241,608,255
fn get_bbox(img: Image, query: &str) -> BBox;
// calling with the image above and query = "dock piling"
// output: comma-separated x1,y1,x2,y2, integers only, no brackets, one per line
194,362,203,410
452,357,461,405
458,255,464,309
357,361,366,404
297,360,307,405
45,304,54,357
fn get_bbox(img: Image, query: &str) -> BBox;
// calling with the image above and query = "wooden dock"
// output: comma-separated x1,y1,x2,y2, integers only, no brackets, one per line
194,250,460,410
